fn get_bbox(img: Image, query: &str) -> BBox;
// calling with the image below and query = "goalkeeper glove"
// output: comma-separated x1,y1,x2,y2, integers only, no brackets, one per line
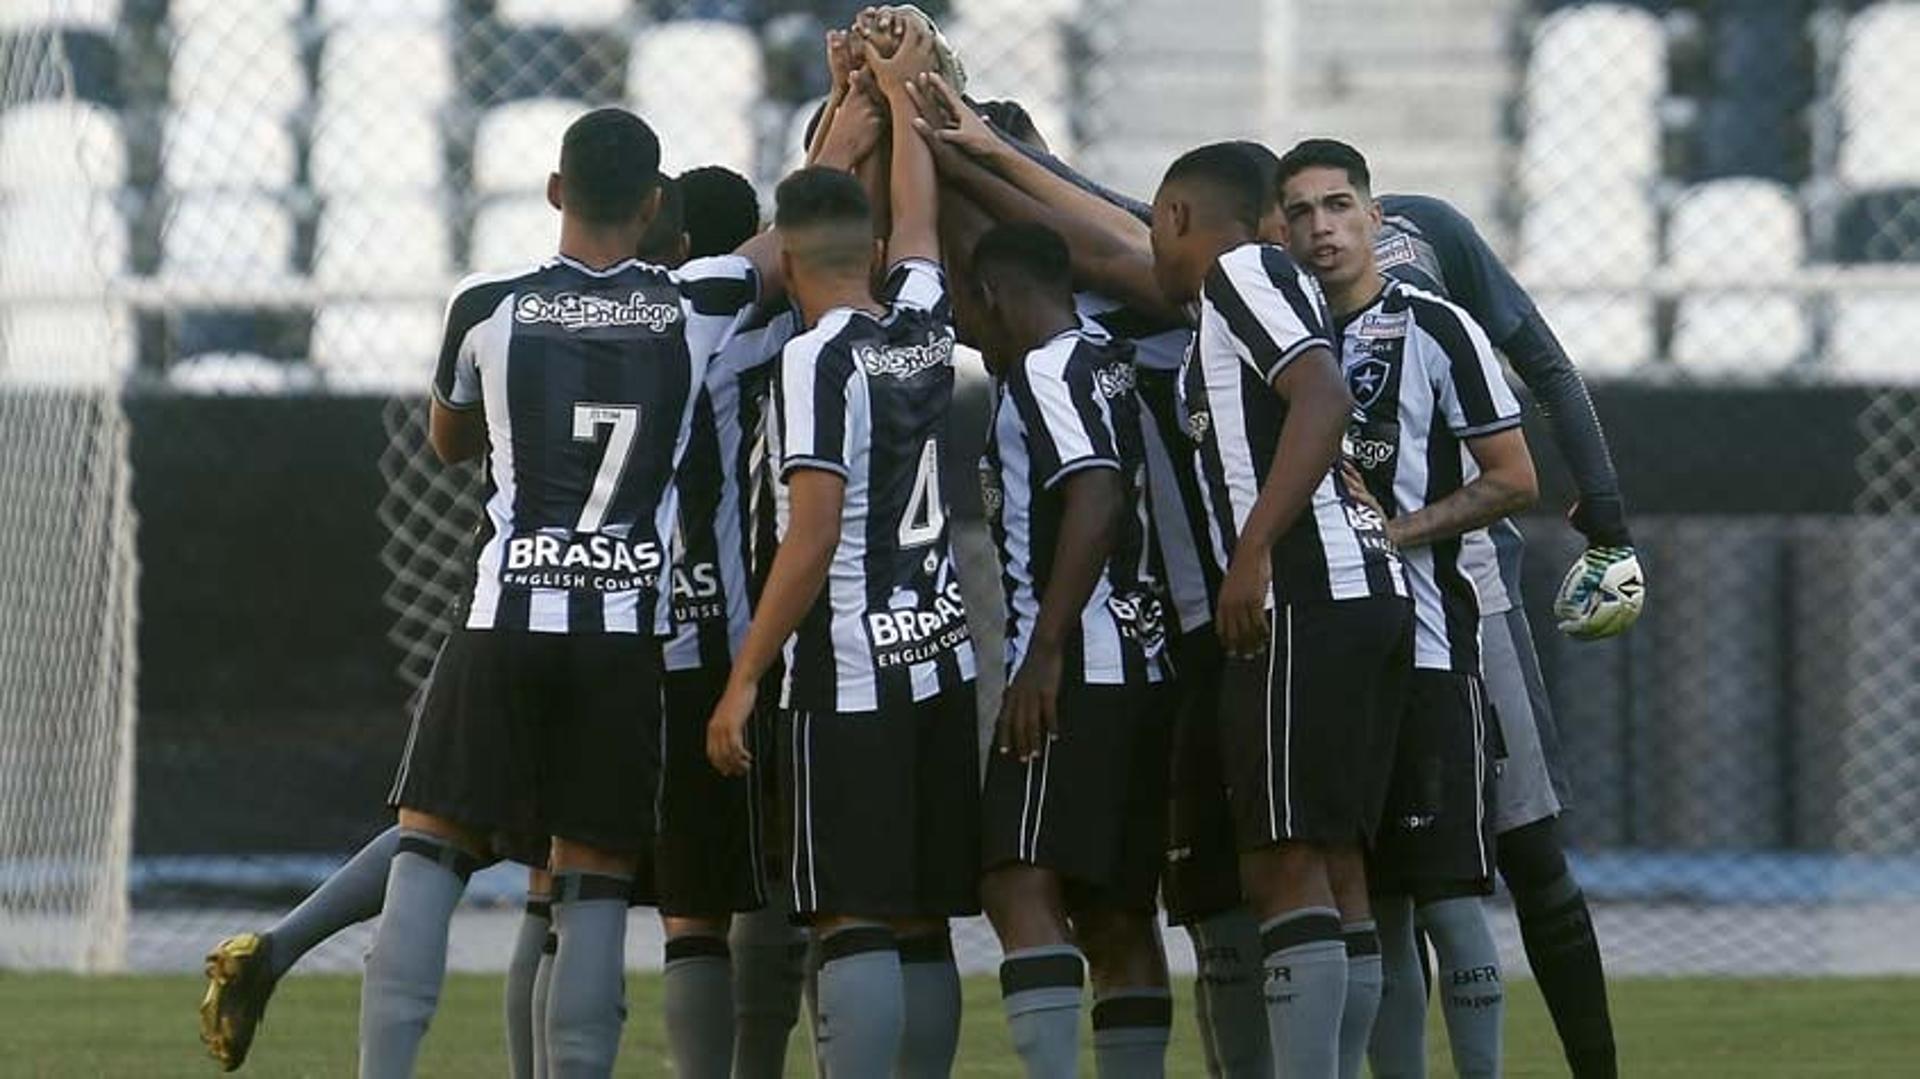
1553,546,1645,640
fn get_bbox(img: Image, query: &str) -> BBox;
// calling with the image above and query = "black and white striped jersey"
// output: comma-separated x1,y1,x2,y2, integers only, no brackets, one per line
1177,242,1406,605
663,302,799,672
768,259,977,714
1337,279,1522,672
1073,293,1215,635
434,252,761,636
981,327,1171,686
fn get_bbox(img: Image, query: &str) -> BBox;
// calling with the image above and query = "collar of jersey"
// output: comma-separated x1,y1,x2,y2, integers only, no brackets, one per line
1333,279,1396,333
553,252,640,277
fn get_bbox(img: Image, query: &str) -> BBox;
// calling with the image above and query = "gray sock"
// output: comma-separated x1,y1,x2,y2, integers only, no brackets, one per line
802,933,823,1073
1186,928,1220,1077
1260,907,1347,1079
531,933,556,1079
357,831,474,1079
268,824,399,978
814,925,903,1079
1191,908,1272,1078
1339,921,1383,1079
729,904,806,1079
999,945,1084,1079
506,895,552,1079
1368,895,1427,1079
546,873,632,1079
663,934,734,1079
1417,897,1504,1079
1092,989,1173,1078
898,930,962,1079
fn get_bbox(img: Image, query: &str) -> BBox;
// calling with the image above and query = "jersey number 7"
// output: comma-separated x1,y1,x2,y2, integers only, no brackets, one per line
572,403,640,533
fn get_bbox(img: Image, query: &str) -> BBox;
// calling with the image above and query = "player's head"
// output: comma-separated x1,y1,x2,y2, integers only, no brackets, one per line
774,166,880,301
1151,142,1268,304
968,221,1073,372
1229,139,1286,242
635,175,689,267
547,107,663,231
678,165,761,258
1275,138,1381,293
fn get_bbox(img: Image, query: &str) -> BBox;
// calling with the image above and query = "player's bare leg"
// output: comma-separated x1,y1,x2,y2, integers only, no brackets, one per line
1076,906,1174,1078
544,838,638,1079
506,867,554,1079
810,913,908,1078
983,865,1082,1078
358,809,490,1079
661,912,735,1079
1241,841,1351,1079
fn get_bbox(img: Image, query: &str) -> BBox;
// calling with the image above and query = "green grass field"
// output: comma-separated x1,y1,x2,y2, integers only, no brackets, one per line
3,973,1916,1077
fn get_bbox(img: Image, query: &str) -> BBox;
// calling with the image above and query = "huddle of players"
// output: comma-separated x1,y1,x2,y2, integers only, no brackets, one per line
200,7,1649,1079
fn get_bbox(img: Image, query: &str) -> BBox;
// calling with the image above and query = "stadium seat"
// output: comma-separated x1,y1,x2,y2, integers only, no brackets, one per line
471,196,558,271
0,0,119,31
314,198,452,291
1837,3,1920,187
163,108,298,191
1521,3,1664,195
1519,184,1658,287
315,0,451,22
0,100,126,191
1827,296,1920,384
649,105,757,176
497,0,630,28
463,26,625,106
165,353,319,395
318,26,455,110
1834,187,1920,263
1529,292,1657,376
0,303,133,387
311,301,443,392
168,9,307,115
472,97,589,195
631,21,765,109
1666,180,1809,375
310,105,445,193
161,195,296,282
170,0,303,21
0,195,127,294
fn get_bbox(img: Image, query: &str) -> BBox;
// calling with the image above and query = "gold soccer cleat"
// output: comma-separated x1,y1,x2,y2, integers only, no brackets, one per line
199,932,277,1071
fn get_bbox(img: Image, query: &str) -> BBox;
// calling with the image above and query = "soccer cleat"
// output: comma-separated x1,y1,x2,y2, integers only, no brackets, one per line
200,932,278,1071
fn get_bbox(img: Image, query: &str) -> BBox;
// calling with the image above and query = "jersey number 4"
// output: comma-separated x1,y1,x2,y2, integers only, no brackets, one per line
898,439,946,547
572,403,640,533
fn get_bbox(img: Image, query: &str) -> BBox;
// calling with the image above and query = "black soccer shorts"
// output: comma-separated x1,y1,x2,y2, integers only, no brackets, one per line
1368,669,1498,896
1162,628,1245,925
1221,596,1413,852
780,686,982,920
629,663,766,916
981,679,1174,912
390,627,664,860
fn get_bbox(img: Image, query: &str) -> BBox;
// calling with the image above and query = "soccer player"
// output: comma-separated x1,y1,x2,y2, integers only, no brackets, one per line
362,108,776,1079
196,169,702,1078
1151,142,1411,1078
706,22,978,1079
967,221,1177,1078
1278,139,1539,1079
1240,138,1637,1078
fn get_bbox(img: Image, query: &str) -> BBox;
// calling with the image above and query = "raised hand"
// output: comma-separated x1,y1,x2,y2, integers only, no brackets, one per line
907,72,1003,161
860,11,935,97
812,69,886,170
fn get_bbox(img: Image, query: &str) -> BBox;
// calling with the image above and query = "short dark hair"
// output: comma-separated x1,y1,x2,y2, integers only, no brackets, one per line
1229,140,1282,210
975,98,1042,147
635,176,685,263
1275,138,1373,197
1161,142,1269,233
774,167,875,274
970,221,1071,298
559,107,662,224
678,165,761,258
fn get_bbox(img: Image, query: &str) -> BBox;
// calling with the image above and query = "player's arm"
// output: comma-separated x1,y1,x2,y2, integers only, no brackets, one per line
1408,195,1644,635
1000,360,1126,760
1207,256,1345,658
427,281,494,464
705,468,843,776
804,28,860,165
864,18,940,265
1389,429,1536,549
910,74,1172,318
